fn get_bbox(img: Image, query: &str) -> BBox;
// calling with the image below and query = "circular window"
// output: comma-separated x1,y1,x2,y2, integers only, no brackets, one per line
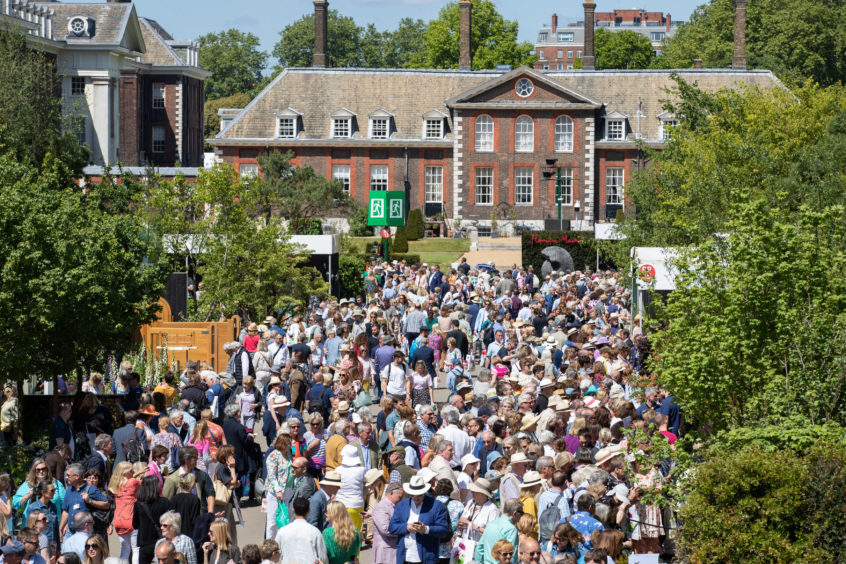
515,78,534,98
69,17,86,35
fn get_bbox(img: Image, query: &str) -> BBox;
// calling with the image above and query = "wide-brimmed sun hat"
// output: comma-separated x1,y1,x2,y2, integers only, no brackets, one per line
403,475,431,496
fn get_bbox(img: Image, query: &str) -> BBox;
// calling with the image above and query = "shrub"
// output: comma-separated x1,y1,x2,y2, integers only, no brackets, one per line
407,209,424,240
615,208,625,223
338,255,365,300
393,225,409,253
347,205,372,237
388,253,421,265
295,217,322,235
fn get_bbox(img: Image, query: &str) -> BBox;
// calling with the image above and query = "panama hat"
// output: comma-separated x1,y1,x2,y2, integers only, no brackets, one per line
139,404,158,416
521,413,541,431
469,479,493,499
320,471,343,487
509,452,530,465
364,469,384,487
520,471,544,488
594,445,625,466
403,475,431,496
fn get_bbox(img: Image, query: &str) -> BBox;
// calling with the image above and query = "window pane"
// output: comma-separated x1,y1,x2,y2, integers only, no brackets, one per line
152,126,165,153
557,168,573,205
370,165,388,191
278,118,295,138
607,119,624,140
424,166,443,203
239,163,258,179
371,119,388,139
475,167,493,205
425,119,442,139
606,167,624,204
333,119,350,138
514,167,533,206
71,77,85,96
332,165,350,194
555,116,573,152
475,115,493,152
515,116,533,152
152,83,165,109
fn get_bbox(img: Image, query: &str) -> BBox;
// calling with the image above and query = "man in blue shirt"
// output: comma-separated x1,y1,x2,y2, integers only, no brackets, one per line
60,512,93,559
59,464,107,541
323,328,345,368
566,495,604,549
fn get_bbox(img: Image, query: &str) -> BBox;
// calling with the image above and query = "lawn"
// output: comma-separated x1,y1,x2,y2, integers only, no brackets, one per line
343,237,470,270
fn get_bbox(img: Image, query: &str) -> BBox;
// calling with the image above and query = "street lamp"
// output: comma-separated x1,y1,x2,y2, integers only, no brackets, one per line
542,159,574,231
573,199,581,231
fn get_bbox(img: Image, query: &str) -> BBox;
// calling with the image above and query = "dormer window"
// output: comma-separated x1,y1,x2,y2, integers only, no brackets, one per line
331,108,356,138
604,111,629,140
657,111,678,140
275,108,302,139
422,110,448,140
368,109,394,139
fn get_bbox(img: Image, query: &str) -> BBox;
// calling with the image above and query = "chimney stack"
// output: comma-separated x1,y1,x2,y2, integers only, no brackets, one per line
582,1,596,70
313,0,329,68
551,13,558,34
732,0,747,69
459,0,472,70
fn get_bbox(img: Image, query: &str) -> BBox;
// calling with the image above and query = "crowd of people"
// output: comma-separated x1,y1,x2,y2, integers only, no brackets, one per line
6,258,680,564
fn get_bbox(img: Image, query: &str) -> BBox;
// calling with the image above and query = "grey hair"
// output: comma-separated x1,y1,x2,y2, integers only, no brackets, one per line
223,403,240,419
72,511,93,530
94,433,112,451
159,510,182,530
502,498,524,517
481,430,495,441
537,430,555,445
67,463,85,477
357,421,372,433
517,393,533,405
169,409,185,420
471,394,486,407
414,403,432,417
334,419,349,434
223,341,240,353
535,456,554,472
436,440,453,454
356,407,371,423
384,482,403,496
287,417,301,428
403,422,420,439
440,405,460,425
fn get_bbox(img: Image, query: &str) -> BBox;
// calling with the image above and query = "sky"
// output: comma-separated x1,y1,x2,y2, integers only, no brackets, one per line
82,0,707,60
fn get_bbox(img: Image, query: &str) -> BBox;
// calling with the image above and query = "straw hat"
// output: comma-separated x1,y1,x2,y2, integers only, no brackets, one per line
521,413,541,431
403,475,431,496
320,471,343,487
509,452,530,465
364,469,384,487
139,404,158,416
468,479,493,499
521,471,543,488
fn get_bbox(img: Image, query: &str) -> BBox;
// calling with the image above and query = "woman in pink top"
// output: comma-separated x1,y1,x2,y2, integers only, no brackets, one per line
185,420,212,470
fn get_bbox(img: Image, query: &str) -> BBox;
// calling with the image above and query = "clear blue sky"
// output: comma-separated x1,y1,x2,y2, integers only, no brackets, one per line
102,0,705,61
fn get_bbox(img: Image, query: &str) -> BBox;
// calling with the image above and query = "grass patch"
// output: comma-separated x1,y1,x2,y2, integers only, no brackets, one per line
342,237,469,270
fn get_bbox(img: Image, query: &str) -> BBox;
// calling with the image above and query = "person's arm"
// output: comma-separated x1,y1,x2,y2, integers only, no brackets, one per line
12,483,30,512
184,537,198,564
58,511,68,538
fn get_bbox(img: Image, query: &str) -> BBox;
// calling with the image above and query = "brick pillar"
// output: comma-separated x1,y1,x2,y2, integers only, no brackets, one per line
582,1,596,70
313,0,329,68
459,0,472,71
732,0,747,69
551,13,558,33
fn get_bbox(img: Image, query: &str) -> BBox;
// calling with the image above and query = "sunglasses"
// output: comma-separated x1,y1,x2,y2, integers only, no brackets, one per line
35,468,47,472
500,552,514,557
86,544,100,550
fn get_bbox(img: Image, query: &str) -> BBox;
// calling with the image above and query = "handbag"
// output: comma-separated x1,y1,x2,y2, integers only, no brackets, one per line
213,479,233,506
450,537,476,564
275,498,290,529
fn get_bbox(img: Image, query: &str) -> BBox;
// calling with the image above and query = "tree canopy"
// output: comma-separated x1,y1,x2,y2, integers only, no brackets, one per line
204,92,251,143
198,29,268,100
656,0,846,85
594,28,654,69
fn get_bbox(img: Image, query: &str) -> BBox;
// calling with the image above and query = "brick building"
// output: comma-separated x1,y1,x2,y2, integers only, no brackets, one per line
534,9,680,71
2,0,208,167
210,0,773,232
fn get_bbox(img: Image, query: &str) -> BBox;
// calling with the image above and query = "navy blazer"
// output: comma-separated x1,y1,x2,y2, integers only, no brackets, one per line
388,494,449,564
410,346,437,380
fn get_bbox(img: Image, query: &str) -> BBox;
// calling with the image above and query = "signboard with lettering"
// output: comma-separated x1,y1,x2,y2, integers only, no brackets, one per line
367,191,406,227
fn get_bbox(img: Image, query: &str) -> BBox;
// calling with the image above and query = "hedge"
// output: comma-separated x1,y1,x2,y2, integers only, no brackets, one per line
339,255,364,299
393,225,409,252
407,209,424,240
521,230,598,273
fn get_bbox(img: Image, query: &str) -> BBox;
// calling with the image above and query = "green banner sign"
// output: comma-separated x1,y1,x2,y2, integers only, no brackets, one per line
368,191,406,227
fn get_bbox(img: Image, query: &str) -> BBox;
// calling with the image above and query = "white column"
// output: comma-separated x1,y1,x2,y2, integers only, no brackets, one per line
452,115,463,219
583,116,595,227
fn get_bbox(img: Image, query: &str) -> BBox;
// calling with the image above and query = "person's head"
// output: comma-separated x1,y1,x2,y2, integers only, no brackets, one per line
178,446,199,470
158,511,182,540
591,529,624,559
502,498,524,522
18,527,39,558
25,510,48,533
58,553,82,564
258,540,280,563
291,456,308,478
583,548,609,564
208,520,231,550
357,422,373,444
83,468,105,490
325,500,356,549
136,475,161,504
65,463,85,487
437,440,455,461
151,445,170,468
94,433,114,456
518,538,542,564
178,472,196,494
223,403,240,421
154,541,175,564
491,539,515,564
83,534,108,564
292,496,310,518
73,511,94,534
383,482,403,504
576,493,596,514
27,459,51,486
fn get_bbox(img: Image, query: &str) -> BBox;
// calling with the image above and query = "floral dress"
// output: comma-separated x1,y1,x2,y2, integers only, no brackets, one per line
436,494,465,559
429,333,443,363
150,432,182,471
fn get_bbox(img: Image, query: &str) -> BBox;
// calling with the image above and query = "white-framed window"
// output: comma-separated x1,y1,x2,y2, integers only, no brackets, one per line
370,165,388,191
332,164,351,194
475,167,493,205
71,77,85,96
424,118,443,140
239,163,259,179
332,118,351,138
557,168,573,205
606,167,624,204
539,50,545,60
606,119,625,140
555,115,574,152
568,50,573,58
567,65,574,70
559,32,574,42
475,115,494,152
152,83,165,109
650,32,665,41
515,115,534,152
577,50,583,57
370,118,389,139
514,167,533,206
515,78,534,98
661,119,679,140
424,166,443,203
557,50,563,58
277,117,296,139
538,32,548,41
543,65,550,70
557,64,563,70
152,126,165,153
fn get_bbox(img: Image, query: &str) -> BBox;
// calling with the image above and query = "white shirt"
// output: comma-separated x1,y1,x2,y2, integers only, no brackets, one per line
275,518,328,564
404,498,427,563
382,363,408,397
438,424,474,468
335,464,365,509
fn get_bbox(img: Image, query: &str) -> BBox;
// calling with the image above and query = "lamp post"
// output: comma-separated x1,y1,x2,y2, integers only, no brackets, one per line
542,159,564,230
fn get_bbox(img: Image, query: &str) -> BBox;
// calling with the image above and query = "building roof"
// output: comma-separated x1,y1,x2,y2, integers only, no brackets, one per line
214,67,780,145
138,17,183,66
44,2,143,50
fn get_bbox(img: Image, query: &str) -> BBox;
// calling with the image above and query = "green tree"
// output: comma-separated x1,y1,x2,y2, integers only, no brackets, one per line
656,0,846,85
273,10,367,69
406,209,424,241
393,225,409,252
256,150,355,234
385,18,427,68
198,30,268,100
0,30,88,174
411,0,537,69
204,92,251,142
594,28,654,69
347,204,373,237
0,154,164,379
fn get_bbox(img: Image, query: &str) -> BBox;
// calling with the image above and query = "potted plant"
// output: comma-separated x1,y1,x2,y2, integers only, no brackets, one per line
490,209,498,238
453,216,463,238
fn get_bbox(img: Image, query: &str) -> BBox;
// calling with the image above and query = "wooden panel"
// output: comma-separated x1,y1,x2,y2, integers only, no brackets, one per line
140,308,240,372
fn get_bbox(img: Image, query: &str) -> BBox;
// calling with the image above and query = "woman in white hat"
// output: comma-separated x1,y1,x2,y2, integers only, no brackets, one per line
360,468,386,547
458,479,500,542
335,444,366,532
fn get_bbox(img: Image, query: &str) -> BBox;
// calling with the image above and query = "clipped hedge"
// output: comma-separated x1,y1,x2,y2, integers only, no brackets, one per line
393,225,409,252
521,230,597,273
407,209,424,240
339,255,365,299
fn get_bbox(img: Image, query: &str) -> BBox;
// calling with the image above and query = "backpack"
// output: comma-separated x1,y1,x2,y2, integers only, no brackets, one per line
308,385,330,419
123,431,146,464
539,491,566,544
482,322,495,346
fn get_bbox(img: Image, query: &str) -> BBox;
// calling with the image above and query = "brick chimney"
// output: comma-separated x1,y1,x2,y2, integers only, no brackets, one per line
459,0,472,70
582,1,596,70
666,13,671,32
551,13,558,33
732,0,747,69
313,0,329,68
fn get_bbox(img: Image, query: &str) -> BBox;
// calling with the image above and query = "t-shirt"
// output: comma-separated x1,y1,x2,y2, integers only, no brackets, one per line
382,363,409,397
410,371,433,391
62,484,107,531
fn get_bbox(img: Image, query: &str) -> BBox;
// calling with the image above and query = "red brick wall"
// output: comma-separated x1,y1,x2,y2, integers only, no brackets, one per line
119,71,143,165
596,148,638,220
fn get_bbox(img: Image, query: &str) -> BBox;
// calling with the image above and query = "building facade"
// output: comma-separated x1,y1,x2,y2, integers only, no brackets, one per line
3,0,208,167
534,10,680,71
